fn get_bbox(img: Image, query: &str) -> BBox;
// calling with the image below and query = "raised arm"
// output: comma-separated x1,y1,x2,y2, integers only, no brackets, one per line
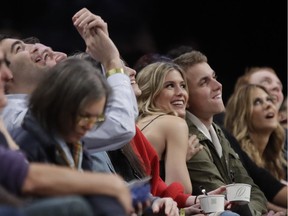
72,8,138,152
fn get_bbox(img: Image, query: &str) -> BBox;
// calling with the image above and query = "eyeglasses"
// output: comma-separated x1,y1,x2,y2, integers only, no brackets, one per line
77,114,105,128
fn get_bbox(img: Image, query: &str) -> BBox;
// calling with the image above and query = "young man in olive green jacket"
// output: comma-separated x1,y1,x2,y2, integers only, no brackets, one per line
174,51,267,216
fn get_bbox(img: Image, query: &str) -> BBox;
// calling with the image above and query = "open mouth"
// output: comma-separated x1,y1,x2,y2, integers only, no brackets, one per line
32,55,45,65
171,99,185,107
265,112,275,119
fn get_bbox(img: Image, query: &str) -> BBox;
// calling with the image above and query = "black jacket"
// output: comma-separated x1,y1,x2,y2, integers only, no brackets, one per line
13,110,93,171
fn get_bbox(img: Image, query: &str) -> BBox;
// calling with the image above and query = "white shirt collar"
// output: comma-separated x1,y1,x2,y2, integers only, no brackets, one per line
186,111,212,141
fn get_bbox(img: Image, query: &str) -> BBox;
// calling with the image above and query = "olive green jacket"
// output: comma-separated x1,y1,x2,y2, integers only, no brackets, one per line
185,112,267,216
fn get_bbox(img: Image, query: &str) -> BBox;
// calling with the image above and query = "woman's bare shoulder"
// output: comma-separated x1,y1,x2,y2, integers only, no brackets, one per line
137,114,188,133
157,115,188,131
160,114,186,123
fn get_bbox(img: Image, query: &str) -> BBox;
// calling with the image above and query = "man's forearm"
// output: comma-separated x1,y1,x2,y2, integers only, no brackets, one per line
22,163,127,197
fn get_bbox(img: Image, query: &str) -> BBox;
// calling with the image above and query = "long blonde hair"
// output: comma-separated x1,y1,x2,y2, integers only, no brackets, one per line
136,61,188,119
224,84,286,180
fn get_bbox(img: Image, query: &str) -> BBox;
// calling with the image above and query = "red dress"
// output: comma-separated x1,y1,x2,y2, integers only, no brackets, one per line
130,126,190,208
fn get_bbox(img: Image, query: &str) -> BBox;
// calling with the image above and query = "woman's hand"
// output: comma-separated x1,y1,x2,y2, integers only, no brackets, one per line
182,203,205,216
151,197,179,216
186,134,203,161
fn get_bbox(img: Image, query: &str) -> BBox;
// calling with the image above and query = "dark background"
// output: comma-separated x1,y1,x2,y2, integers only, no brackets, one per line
0,0,287,104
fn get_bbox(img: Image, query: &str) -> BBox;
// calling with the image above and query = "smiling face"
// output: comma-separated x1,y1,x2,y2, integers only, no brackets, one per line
0,38,50,93
124,65,142,96
154,70,188,118
0,38,49,67
185,62,225,125
250,87,278,133
249,70,283,110
0,38,67,94
30,43,67,67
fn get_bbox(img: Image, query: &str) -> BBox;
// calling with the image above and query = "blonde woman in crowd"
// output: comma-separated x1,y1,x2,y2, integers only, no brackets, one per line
234,66,287,163
136,61,202,194
224,84,287,182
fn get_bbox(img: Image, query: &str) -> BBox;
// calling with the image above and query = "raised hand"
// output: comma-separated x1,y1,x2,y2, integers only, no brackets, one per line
72,7,108,39
72,8,123,72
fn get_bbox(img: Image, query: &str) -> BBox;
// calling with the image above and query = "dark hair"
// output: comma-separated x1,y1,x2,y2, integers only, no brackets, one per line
0,34,40,44
108,143,147,181
133,53,171,74
70,51,104,75
22,36,40,44
166,45,195,59
0,34,11,43
29,58,111,136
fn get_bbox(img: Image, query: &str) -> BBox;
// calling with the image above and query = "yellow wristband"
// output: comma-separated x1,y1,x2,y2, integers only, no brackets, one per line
179,208,185,216
106,68,124,78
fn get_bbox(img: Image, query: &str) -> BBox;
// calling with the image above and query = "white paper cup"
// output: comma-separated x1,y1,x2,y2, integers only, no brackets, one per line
226,183,251,205
199,195,225,214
